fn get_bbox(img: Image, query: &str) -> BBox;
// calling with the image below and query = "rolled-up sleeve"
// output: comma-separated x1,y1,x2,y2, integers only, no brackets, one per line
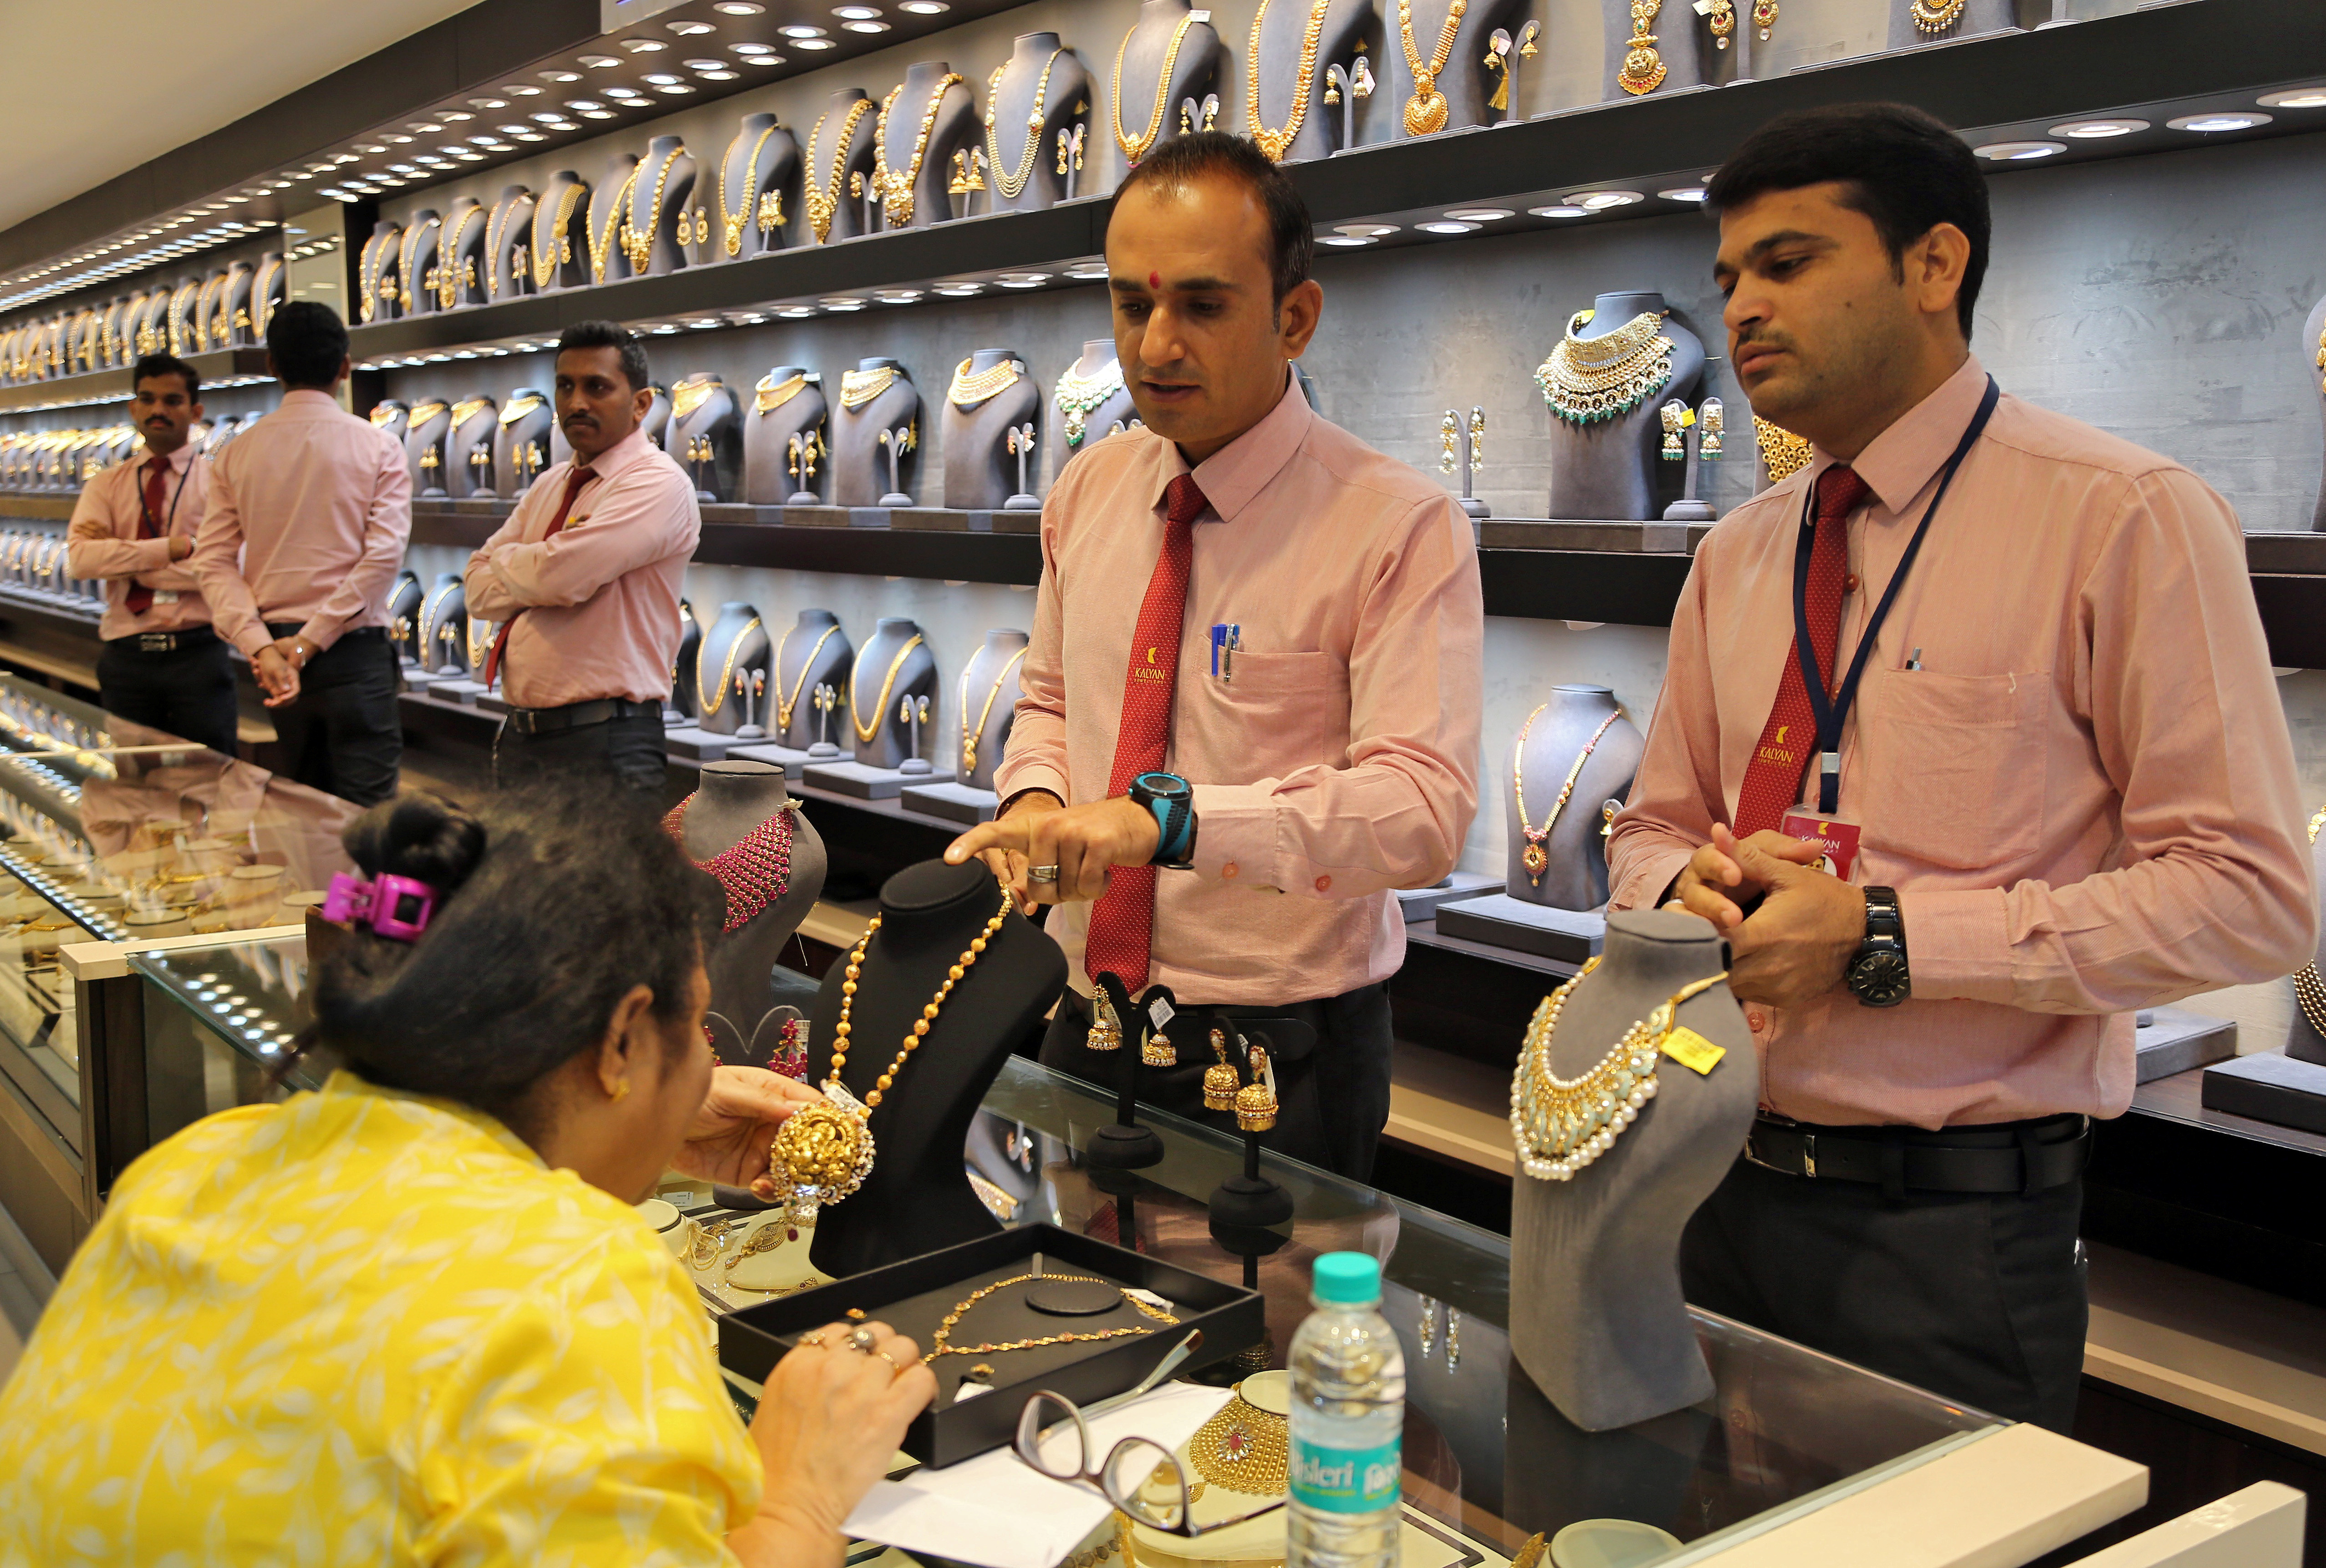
478,469,697,611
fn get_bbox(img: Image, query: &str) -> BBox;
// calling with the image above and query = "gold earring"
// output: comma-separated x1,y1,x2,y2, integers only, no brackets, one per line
612,1079,632,1102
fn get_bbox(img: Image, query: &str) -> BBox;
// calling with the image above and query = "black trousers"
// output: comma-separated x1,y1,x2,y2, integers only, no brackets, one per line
493,709,669,798
1040,981,1394,1181
266,626,401,807
95,634,240,757
1680,1154,2088,1432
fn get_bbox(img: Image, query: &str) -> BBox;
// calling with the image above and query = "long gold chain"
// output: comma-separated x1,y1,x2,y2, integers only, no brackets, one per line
437,205,484,308
1755,416,1813,482
986,49,1064,199
1511,958,1730,1181
1535,310,1674,425
839,366,897,409
2295,805,2326,1042
756,372,809,414
484,194,525,298
588,168,640,283
1248,0,1333,160
251,256,283,339
697,616,762,717
720,124,781,256
1113,13,1198,163
948,356,1025,408
626,147,685,272
358,231,383,321
806,98,876,243
533,181,587,288
960,646,1027,773
419,582,463,656
399,217,439,312
773,622,841,731
850,633,923,743
1400,0,1469,136
1617,0,1666,96
1514,708,1621,887
924,1269,1179,1361
872,74,965,227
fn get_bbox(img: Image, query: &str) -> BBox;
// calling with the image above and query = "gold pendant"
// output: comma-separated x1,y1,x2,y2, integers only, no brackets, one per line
1522,840,1549,884
1618,41,1665,95
1404,72,1449,135
724,215,744,257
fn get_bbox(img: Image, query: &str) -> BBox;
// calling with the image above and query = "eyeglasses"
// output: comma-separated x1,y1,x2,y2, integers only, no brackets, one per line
1013,1389,1287,1538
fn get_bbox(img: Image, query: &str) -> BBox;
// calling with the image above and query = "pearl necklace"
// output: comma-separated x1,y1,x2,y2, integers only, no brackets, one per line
1510,959,1729,1181
663,795,795,933
1247,0,1333,160
1053,359,1125,447
872,74,965,228
806,98,876,243
986,48,1065,199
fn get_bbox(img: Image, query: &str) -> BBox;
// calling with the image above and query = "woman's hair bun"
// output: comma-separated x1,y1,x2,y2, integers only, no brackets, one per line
343,793,488,899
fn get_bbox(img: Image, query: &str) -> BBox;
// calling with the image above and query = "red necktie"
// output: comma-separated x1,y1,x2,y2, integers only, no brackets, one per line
482,465,595,689
1081,473,1205,994
1731,464,1870,838
125,456,168,616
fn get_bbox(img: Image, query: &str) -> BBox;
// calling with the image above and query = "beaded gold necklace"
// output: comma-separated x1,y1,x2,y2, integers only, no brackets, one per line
720,124,780,256
960,646,1028,774
1112,13,1197,163
1510,959,1729,1181
1754,416,1813,482
588,168,641,283
1399,0,1468,135
806,98,876,243
1248,0,1333,159
872,74,965,228
986,49,1065,199
923,1271,1179,1361
534,182,587,288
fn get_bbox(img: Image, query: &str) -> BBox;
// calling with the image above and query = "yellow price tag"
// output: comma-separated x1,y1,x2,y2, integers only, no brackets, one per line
1660,1026,1726,1075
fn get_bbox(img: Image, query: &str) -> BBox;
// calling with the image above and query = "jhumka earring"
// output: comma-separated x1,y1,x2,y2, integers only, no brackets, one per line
1236,1047,1279,1133
1204,1028,1241,1111
1142,1019,1177,1067
1086,987,1123,1051
1698,398,1724,460
1660,401,1686,459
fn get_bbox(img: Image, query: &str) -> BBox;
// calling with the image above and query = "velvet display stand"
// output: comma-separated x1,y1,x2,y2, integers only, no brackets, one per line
1082,972,1167,1171
672,761,827,1061
806,859,1066,1278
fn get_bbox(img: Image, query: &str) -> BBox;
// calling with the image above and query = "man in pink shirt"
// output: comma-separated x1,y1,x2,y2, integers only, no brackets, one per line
194,303,410,806
1608,104,2315,1430
66,353,238,756
946,135,1483,1178
464,321,698,798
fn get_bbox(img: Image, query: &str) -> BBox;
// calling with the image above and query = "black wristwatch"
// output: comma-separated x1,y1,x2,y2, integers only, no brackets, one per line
1128,771,1196,870
1846,886,1911,1008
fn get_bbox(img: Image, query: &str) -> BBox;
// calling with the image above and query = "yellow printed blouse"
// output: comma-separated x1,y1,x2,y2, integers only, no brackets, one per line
0,1071,762,1565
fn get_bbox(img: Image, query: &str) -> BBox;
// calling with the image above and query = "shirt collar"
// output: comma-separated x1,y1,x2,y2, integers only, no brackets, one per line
279,388,341,414
1807,355,1989,517
1148,369,1312,524
139,442,195,474
573,425,653,483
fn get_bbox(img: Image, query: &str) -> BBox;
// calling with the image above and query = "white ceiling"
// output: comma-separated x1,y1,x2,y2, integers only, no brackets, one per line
0,0,481,236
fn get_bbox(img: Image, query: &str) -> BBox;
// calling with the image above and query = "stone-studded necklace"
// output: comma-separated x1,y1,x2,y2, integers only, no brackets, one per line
663,795,794,933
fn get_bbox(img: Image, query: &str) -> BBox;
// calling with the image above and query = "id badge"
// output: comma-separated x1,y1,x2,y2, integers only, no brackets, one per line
152,590,179,606
1779,810,1861,881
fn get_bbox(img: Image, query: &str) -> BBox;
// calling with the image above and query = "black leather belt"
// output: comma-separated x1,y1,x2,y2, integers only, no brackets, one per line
264,623,386,641
114,626,216,655
1744,1112,2091,1199
503,697,660,736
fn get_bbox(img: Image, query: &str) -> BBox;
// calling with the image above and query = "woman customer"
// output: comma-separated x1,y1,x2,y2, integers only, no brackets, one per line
0,789,935,1566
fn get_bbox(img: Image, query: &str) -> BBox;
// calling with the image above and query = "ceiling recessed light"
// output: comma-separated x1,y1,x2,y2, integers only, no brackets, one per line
1063,263,1109,278
530,111,564,122
834,2,883,13
1565,189,1643,209
440,110,474,121
383,134,413,143
1527,205,1588,218
468,134,500,145
566,99,604,111
579,54,619,67
683,58,726,70
877,290,923,302
388,163,418,173
622,38,668,51
715,1,765,12
454,151,486,161
652,83,695,93
698,68,740,80
651,324,680,334
843,19,890,31
667,19,714,33
1657,185,1709,202
2049,118,2148,138
731,41,777,54
340,152,368,160
497,123,530,135
1417,220,1478,234
410,121,444,132
1972,139,2065,160
778,305,817,317
603,86,643,97
933,283,982,295
780,22,828,36
898,0,948,11
796,36,837,48
1320,235,1373,246
581,107,621,117
470,97,508,109
688,317,722,327
642,73,682,84
1333,223,1396,237
822,299,865,311
1442,207,1513,220
508,84,542,95
544,120,579,131
541,70,581,81
224,195,250,203
515,132,546,142
2258,86,2326,109
2166,112,2270,132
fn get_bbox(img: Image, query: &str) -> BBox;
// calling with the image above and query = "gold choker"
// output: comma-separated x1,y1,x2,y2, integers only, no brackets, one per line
948,356,1026,408
840,366,899,410
1534,310,1674,425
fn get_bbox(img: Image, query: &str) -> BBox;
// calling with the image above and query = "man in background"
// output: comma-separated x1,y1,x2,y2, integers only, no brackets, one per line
194,302,409,805
66,353,236,756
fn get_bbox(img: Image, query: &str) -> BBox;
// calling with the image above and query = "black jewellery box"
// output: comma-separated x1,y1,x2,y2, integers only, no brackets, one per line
719,1223,1262,1467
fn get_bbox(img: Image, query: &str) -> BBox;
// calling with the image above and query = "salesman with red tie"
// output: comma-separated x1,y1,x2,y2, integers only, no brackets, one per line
1608,105,2314,1431
465,320,699,798
946,134,1483,1179
66,353,238,756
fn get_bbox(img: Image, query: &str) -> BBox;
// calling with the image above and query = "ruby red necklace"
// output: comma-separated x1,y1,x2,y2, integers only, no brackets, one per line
663,797,795,932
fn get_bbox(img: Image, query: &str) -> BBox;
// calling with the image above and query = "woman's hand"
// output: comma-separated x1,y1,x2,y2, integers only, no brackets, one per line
730,1320,938,1568
673,1067,823,1197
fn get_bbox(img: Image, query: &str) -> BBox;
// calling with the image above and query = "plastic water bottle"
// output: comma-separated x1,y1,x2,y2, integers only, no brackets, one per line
1287,1251,1405,1567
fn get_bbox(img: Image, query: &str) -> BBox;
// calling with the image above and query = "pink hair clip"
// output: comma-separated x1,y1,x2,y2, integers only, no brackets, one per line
322,871,437,942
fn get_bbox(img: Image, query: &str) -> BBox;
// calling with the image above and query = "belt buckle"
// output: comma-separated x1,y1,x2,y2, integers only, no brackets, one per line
1744,1126,1815,1178
138,632,172,653
1801,1132,1817,1179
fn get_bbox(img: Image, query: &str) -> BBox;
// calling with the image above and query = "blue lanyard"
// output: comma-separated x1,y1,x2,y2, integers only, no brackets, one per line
1790,376,1999,815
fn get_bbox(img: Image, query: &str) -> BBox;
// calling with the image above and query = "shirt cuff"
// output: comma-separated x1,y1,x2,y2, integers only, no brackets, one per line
1607,845,1695,914
1189,783,1281,891
1899,885,2011,1006
992,764,1069,813
134,537,178,573
296,616,342,655
230,625,274,660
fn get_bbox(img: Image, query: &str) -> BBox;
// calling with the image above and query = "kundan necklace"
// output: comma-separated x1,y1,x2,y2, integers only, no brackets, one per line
1399,0,1469,136
720,124,780,256
949,356,1025,408
765,889,1012,1210
589,168,641,283
1514,708,1620,888
1908,0,1967,33
773,621,841,732
871,74,964,228
924,1271,1179,1362
1510,958,1730,1181
1247,0,1333,160
1754,415,1813,482
1113,12,1198,164
960,646,1028,774
534,182,587,288
1534,310,1674,425
986,49,1065,199
663,796,794,933
697,616,762,717
806,99,876,243
1054,359,1124,447
851,634,924,744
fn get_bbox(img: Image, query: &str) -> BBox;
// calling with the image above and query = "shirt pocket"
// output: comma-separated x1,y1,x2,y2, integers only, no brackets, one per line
1856,667,2051,871
1177,649,1348,779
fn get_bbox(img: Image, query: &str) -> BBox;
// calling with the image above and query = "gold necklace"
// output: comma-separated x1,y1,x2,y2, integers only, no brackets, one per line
251,256,283,339
697,616,761,717
1617,0,1666,96
806,98,877,243
1534,310,1674,424
765,890,1011,1211
399,217,439,312
872,74,965,227
1513,708,1620,887
773,621,840,731
420,582,463,655
924,1270,1179,1361
1053,359,1124,447
534,181,587,288
627,147,686,271
720,124,781,256
986,49,1065,199
589,168,641,283
449,397,492,431
358,232,383,321
1248,0,1333,159
673,378,720,422
1754,416,1813,482
850,633,924,743
840,366,898,409
497,394,544,425
1189,1383,1289,1494
408,399,448,427
1399,0,1469,135
484,193,526,298
948,356,1025,408
960,646,1027,773
1113,13,1198,163
1512,959,1730,1181
1909,0,1966,31
2294,805,2326,1042
755,372,809,414
437,205,484,308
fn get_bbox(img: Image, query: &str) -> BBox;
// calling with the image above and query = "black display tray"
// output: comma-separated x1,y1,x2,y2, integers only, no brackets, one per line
718,1222,1260,1467
2201,1052,2326,1137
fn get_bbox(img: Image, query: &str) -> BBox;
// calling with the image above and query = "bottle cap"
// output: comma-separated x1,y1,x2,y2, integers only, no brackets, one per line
1311,1251,1381,1304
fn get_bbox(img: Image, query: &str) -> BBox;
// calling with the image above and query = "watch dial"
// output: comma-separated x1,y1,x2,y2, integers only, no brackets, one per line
1854,952,1911,1008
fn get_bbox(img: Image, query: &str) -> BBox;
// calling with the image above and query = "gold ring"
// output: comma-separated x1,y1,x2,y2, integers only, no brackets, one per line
874,1349,907,1373
799,1331,828,1348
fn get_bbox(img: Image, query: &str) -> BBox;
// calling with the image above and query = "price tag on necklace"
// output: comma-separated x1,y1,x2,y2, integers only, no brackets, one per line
1660,1027,1726,1075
